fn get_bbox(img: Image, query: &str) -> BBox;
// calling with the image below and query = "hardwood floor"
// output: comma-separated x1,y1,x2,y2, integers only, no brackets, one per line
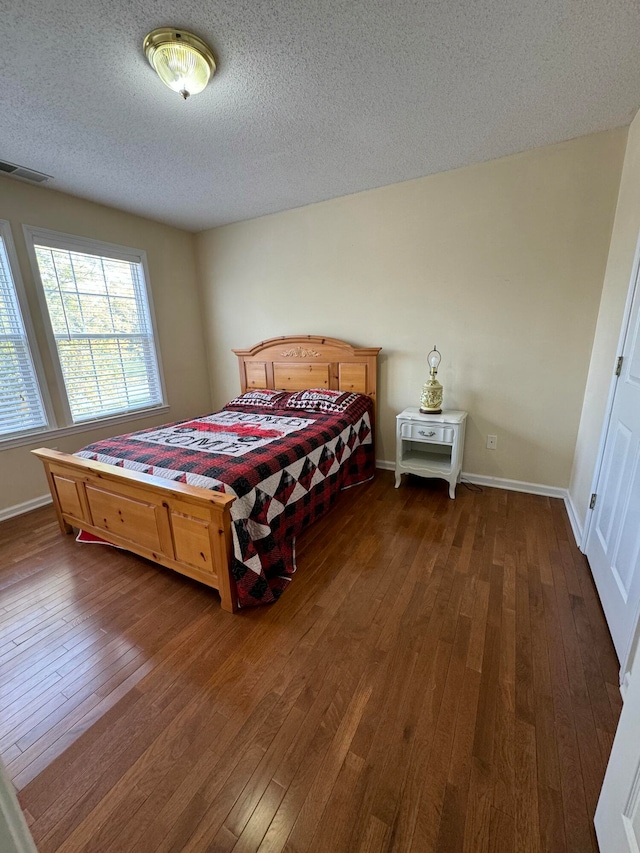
0,472,621,852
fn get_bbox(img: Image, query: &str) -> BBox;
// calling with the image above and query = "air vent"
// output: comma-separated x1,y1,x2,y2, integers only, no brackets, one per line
0,160,52,184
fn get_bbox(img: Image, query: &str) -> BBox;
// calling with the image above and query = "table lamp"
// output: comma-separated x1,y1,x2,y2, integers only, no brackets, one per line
420,345,443,414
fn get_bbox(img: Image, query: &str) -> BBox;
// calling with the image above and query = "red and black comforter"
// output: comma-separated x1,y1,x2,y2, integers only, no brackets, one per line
75,395,375,606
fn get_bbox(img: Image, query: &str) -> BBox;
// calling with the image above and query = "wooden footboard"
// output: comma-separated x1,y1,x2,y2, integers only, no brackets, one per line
32,448,238,612
30,336,380,613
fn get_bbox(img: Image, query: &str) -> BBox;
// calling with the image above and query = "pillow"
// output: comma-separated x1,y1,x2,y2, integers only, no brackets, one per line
226,389,289,408
285,388,360,413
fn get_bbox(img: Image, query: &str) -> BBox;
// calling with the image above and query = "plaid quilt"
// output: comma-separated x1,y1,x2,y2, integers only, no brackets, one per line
76,395,375,606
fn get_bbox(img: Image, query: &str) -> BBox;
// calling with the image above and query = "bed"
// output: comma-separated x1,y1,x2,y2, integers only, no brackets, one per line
32,336,381,612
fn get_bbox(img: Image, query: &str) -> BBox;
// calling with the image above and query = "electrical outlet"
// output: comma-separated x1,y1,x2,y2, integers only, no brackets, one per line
486,435,497,450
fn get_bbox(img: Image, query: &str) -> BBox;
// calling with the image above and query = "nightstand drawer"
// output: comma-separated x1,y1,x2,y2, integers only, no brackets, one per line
400,422,455,444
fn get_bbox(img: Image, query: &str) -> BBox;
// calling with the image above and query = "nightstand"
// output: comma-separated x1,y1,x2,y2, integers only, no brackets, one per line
395,408,468,498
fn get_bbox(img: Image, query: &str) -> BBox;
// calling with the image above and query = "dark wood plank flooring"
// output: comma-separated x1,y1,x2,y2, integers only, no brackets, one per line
0,472,621,852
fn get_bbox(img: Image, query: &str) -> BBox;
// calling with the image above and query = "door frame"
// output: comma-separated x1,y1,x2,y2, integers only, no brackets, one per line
0,761,38,853
582,228,640,683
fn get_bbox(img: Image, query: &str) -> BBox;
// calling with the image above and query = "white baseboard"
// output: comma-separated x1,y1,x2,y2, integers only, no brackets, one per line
461,472,567,500
376,460,567,500
0,494,52,523
3,469,571,528
564,493,585,551
620,669,631,700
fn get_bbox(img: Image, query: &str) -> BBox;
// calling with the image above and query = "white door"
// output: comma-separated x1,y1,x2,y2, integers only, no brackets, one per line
0,761,38,853
585,252,640,665
595,648,640,852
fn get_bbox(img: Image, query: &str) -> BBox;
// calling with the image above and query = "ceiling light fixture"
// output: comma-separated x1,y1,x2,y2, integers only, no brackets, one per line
143,28,216,100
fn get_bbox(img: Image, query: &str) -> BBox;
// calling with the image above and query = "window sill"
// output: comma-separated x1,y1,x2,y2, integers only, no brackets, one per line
0,404,171,452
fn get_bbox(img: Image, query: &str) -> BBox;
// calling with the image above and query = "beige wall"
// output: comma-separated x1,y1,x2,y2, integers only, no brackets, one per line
196,129,626,487
0,127,628,516
569,111,640,532
0,178,211,514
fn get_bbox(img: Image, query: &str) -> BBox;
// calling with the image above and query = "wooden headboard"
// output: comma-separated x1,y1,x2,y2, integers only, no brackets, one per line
233,335,381,408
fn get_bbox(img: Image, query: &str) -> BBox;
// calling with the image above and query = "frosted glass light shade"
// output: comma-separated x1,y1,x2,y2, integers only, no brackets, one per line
144,29,216,100
428,346,441,372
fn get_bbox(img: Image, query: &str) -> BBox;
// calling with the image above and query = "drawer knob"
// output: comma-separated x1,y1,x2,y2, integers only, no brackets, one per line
419,430,436,437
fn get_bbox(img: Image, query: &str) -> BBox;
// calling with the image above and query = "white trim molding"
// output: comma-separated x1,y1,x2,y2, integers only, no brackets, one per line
21,224,168,431
376,459,575,500
6,466,569,525
0,494,52,523
460,472,567,499
0,219,55,438
564,493,585,551
0,404,170,452
377,459,567,500
581,228,640,551
379,460,585,549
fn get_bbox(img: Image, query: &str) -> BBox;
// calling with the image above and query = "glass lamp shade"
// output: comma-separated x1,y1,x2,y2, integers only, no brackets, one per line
428,346,441,373
144,29,216,100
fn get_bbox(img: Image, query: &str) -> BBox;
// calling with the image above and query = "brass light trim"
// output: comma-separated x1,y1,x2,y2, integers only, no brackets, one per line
143,27,216,100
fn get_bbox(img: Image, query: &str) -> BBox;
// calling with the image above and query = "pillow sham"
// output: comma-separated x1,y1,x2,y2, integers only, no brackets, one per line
226,389,289,408
285,388,360,413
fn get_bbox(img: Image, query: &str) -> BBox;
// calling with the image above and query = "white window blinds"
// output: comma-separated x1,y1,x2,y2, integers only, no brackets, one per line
33,242,163,423
0,231,48,438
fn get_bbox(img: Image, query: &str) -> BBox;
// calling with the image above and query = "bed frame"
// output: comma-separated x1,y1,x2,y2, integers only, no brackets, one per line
32,336,380,612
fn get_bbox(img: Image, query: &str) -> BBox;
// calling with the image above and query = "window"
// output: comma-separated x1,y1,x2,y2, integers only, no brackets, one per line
0,222,48,439
27,230,164,424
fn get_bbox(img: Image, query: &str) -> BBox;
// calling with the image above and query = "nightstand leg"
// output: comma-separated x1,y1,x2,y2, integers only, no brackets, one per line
449,480,456,499
395,472,402,488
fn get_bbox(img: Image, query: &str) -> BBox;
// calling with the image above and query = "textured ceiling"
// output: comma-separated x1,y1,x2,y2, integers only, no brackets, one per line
1,0,639,232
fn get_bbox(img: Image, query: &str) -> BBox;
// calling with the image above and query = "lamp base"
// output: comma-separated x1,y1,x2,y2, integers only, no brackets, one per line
419,408,442,415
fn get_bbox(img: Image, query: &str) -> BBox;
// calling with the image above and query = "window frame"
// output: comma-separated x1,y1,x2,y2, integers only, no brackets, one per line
0,219,54,445
22,225,168,434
